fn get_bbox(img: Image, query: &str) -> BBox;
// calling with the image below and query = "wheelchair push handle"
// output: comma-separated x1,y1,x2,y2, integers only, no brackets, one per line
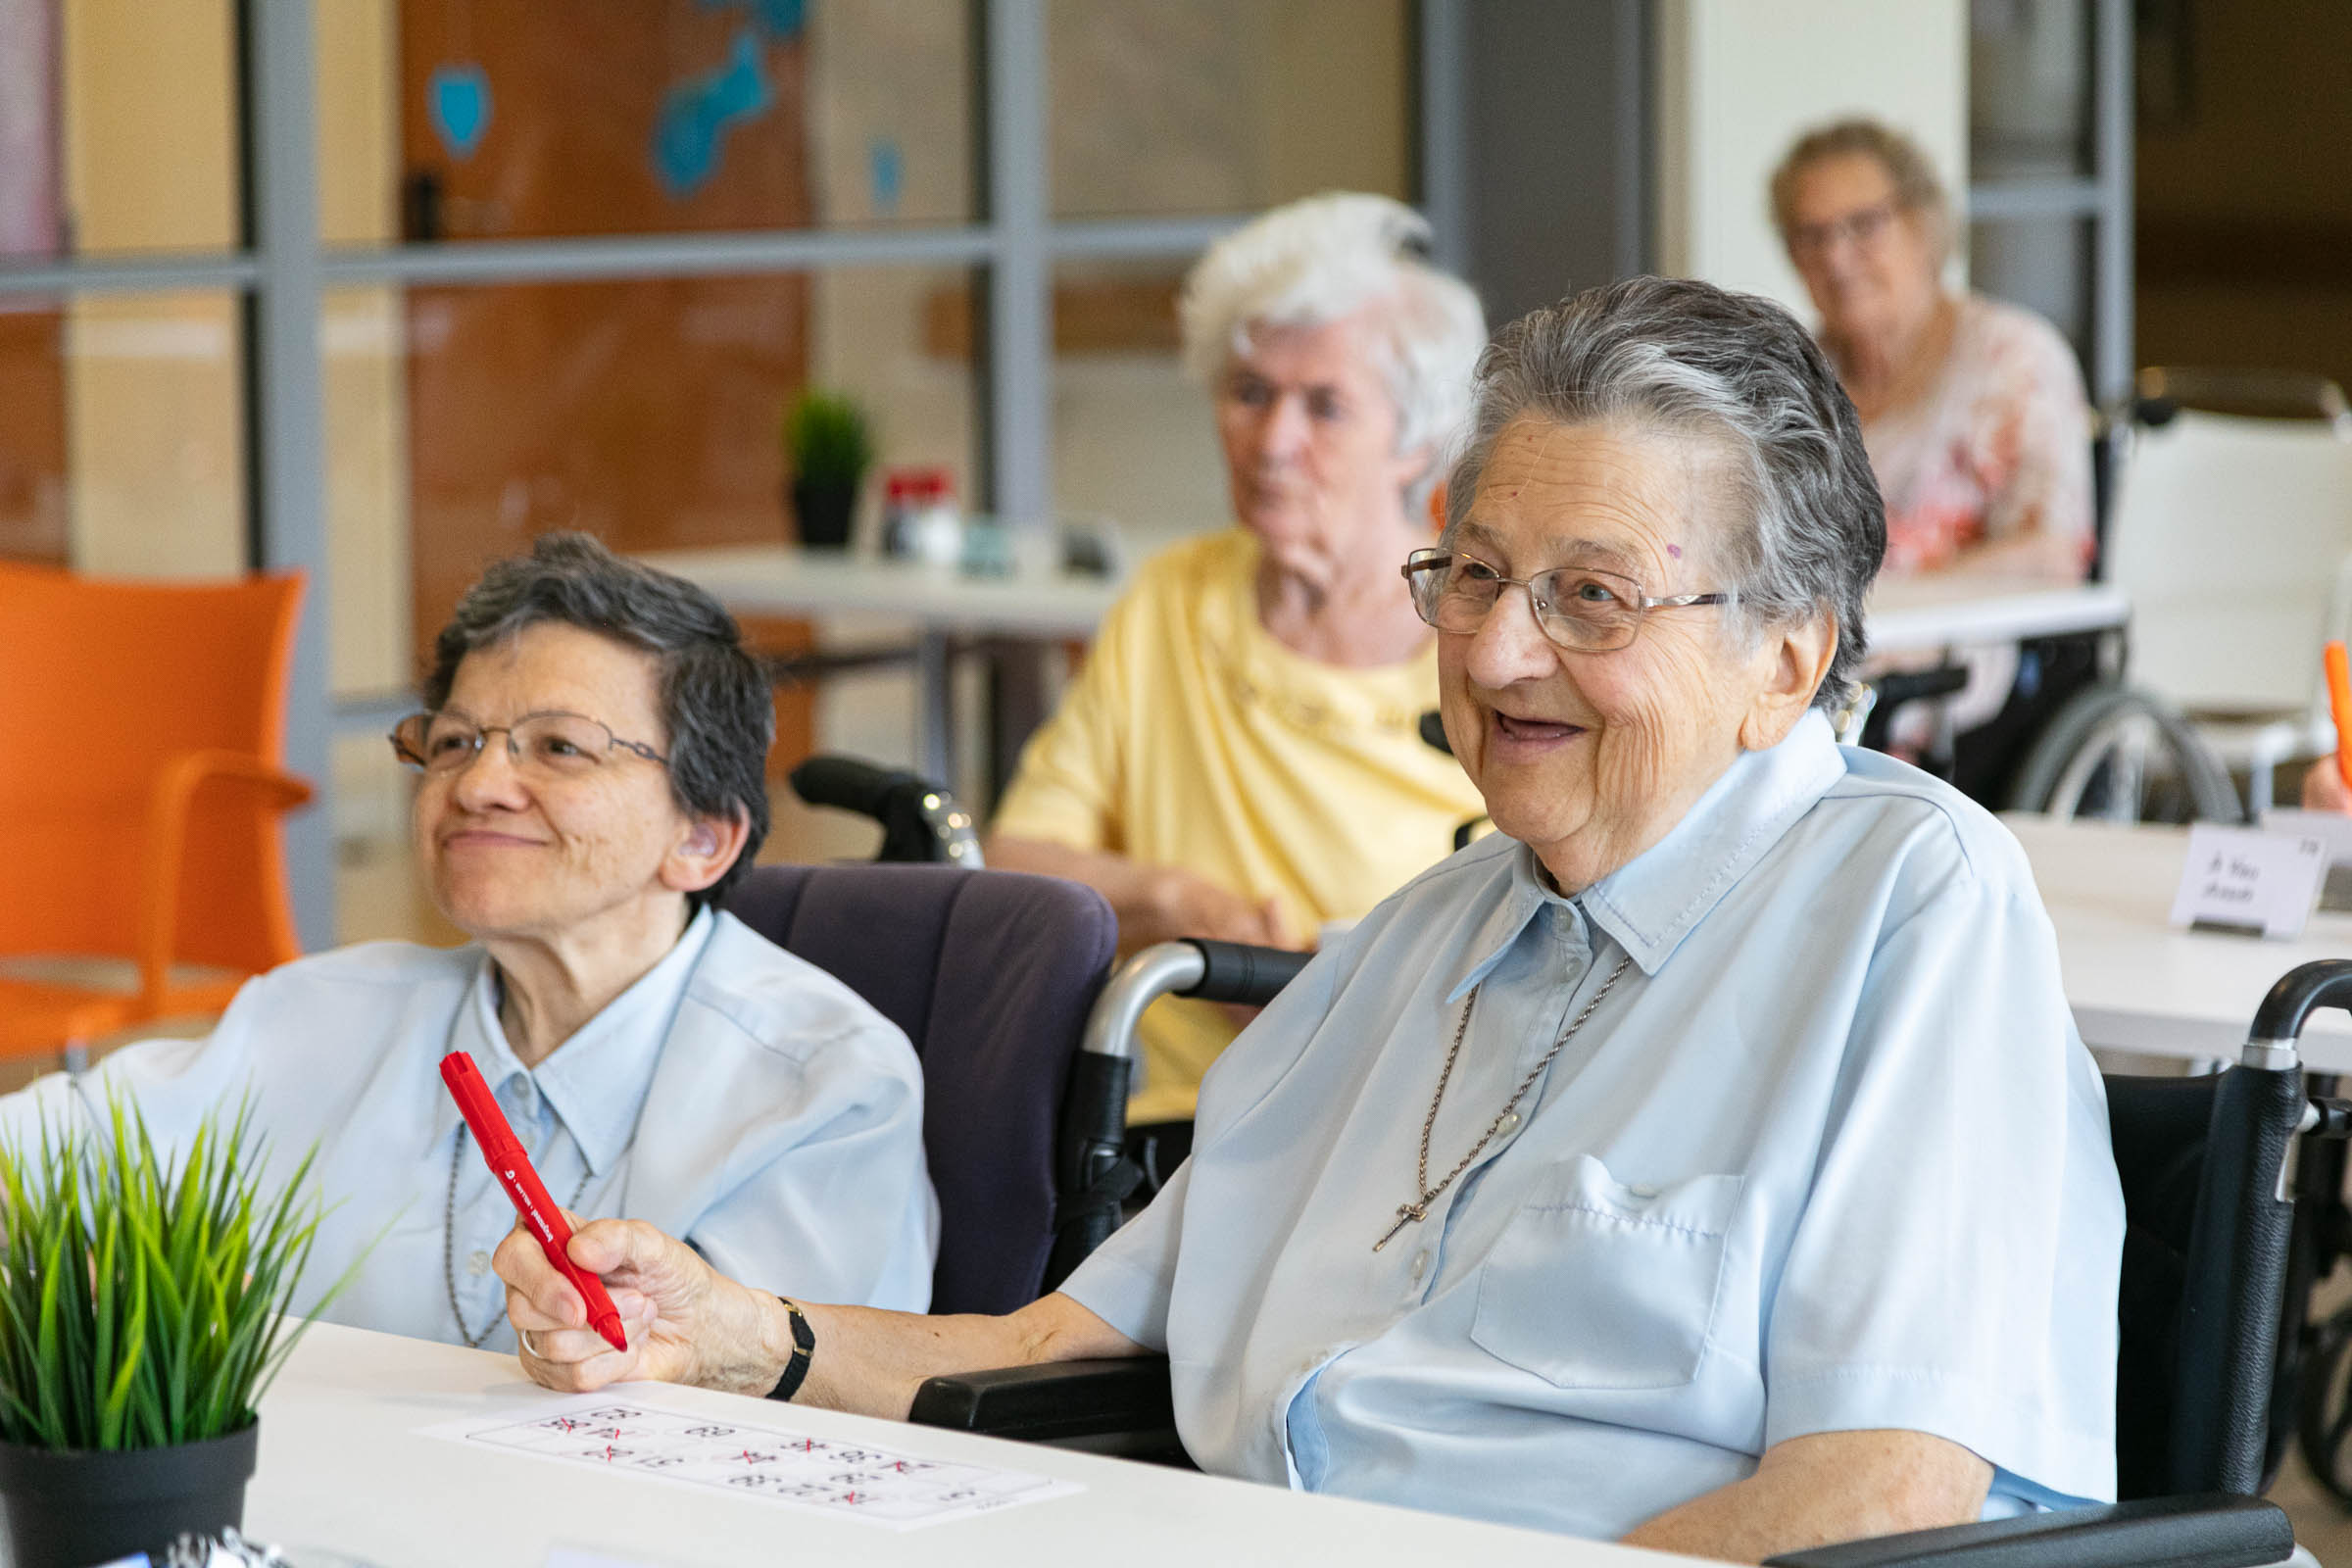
2246,959,2352,1065
787,754,982,867
1180,939,1313,1006
790,754,928,817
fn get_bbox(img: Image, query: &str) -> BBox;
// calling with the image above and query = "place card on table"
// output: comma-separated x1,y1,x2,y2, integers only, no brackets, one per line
2261,806,2352,911
2170,823,2329,940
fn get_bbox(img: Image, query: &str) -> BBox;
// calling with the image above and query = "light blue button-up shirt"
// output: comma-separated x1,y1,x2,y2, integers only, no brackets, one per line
0,908,939,1348
1062,710,2123,1540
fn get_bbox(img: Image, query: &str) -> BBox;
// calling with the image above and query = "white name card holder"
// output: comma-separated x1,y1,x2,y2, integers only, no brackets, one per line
2169,824,2328,940
2260,806,2352,912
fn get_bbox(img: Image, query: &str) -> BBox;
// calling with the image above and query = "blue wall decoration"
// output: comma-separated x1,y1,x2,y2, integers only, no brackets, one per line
427,64,492,161
652,28,773,197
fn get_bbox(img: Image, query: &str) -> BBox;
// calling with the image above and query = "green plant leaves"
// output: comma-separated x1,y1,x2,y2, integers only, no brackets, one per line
0,1090,353,1452
782,390,875,489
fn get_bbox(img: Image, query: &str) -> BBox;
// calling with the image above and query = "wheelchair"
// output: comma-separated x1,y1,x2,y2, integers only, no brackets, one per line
783,747,2352,1552
904,956,2352,1566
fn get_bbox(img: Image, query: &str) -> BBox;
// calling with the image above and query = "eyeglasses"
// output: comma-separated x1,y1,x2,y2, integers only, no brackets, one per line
1785,200,1899,261
389,710,669,779
1400,548,1732,654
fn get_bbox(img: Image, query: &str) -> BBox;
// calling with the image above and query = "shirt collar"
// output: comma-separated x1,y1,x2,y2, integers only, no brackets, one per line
1444,709,1847,995
434,906,719,1176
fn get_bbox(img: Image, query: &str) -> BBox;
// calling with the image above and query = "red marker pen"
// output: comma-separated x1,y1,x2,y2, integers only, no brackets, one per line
439,1051,628,1352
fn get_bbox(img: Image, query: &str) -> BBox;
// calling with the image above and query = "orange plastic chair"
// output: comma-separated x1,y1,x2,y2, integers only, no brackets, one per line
0,563,314,1065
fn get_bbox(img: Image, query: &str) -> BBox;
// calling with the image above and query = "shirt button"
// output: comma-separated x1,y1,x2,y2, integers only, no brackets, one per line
467,1250,492,1277
1497,1111,1521,1134
1409,1250,1430,1282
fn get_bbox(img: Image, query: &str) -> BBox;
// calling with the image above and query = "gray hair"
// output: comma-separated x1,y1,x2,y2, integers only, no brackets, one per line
1179,192,1486,512
422,532,773,908
1444,276,1885,710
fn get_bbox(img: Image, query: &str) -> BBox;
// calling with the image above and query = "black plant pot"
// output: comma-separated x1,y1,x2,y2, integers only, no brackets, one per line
790,478,858,550
0,1421,259,1568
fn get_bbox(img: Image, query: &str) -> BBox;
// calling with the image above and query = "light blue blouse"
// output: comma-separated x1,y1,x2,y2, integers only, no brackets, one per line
1061,710,2123,1540
0,908,939,1348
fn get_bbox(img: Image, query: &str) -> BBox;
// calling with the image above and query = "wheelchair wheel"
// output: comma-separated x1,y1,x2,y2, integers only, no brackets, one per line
2002,683,2244,825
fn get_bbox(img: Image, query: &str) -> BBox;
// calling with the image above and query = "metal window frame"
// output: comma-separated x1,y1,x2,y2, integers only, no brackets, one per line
0,0,1463,946
1964,0,2134,404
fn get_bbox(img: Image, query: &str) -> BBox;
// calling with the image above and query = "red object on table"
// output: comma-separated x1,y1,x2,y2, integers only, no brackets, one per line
439,1051,628,1352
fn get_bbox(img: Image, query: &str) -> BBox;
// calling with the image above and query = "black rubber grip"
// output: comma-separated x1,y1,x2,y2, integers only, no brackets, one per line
1417,709,1452,757
2251,959,2352,1044
1872,666,1972,707
789,755,925,817
1179,940,1311,1006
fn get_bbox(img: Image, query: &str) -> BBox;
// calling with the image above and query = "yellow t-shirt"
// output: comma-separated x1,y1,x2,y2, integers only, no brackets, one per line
992,528,1487,1124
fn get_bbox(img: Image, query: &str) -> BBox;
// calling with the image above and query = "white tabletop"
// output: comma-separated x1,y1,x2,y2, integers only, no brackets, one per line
2006,813,2352,1070
240,1322,1706,1568
1864,577,2131,656
634,544,1123,639
641,545,2130,654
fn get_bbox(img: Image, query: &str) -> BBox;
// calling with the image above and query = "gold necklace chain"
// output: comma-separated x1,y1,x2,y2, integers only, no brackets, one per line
1374,954,1633,1251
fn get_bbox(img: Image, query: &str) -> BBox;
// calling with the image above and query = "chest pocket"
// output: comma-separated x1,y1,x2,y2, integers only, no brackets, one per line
1469,1154,1742,1391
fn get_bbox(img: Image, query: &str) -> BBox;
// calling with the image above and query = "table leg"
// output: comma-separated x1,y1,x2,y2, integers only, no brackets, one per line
987,639,1055,807
916,630,955,789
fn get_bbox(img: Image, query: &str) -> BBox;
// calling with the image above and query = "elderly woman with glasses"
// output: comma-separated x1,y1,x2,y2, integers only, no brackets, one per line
1773,118,2093,583
0,534,937,1349
500,280,2122,1561
985,192,1489,1148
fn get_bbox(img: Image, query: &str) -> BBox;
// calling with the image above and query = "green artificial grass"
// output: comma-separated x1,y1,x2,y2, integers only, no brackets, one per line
0,1094,356,1452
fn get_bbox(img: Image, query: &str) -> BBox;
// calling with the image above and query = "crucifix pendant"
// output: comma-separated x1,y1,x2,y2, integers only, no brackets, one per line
1373,1200,1430,1251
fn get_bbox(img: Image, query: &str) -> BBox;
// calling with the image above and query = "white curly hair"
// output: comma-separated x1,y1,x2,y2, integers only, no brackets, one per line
1178,192,1487,510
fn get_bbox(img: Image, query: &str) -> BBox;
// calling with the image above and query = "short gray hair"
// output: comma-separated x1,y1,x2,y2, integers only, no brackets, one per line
1179,192,1486,511
422,533,773,908
1444,276,1885,710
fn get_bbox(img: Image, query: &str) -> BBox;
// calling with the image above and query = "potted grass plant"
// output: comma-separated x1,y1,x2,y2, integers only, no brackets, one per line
0,1095,350,1568
782,389,874,549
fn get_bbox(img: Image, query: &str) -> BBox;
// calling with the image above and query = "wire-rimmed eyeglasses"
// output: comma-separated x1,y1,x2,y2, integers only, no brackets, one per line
1400,547,1733,654
388,710,670,780
1784,199,1900,262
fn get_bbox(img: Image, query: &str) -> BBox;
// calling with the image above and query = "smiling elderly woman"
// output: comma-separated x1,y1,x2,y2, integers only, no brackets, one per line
498,282,2122,1563
0,534,938,1348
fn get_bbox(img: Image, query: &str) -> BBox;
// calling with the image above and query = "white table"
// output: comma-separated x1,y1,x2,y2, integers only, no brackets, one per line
636,544,1122,790
1866,578,2131,656
239,1322,1706,1568
2006,813,2352,1070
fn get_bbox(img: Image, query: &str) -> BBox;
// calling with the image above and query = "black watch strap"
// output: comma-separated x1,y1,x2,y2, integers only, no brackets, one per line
765,1295,816,1402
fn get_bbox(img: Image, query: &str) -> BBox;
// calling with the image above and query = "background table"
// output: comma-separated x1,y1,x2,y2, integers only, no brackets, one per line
234,1322,1708,1568
2006,813,2352,1069
635,545,1119,791
642,543,2134,800
1866,577,2130,656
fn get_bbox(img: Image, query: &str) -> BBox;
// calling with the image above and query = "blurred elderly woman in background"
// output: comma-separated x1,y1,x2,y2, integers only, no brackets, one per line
502,279,2122,1561
0,535,938,1349
986,192,1489,1147
1773,118,2098,795
1773,118,2093,580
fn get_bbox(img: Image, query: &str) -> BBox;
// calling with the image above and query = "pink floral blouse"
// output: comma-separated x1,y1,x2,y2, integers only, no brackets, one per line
1862,294,2095,579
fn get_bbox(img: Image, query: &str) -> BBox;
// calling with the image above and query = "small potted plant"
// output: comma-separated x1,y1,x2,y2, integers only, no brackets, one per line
782,389,874,550
0,1096,349,1567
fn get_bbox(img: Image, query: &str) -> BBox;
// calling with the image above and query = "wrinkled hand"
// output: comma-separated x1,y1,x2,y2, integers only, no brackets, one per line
496,1211,774,1396
1129,867,1290,954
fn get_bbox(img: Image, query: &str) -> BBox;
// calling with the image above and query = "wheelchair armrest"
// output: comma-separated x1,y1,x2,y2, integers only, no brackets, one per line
1759,1494,2293,1568
907,1355,1173,1444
